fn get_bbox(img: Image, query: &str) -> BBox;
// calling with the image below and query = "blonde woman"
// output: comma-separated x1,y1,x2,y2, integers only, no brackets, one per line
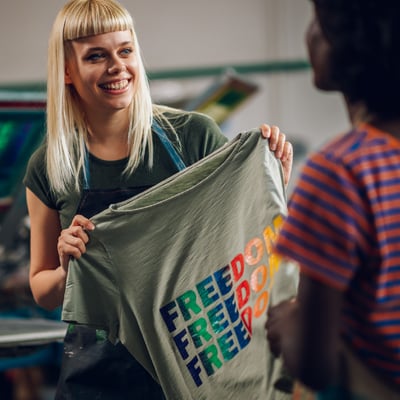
24,0,293,398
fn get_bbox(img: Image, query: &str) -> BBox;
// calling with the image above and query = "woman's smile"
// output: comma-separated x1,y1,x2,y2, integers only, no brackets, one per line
99,78,131,92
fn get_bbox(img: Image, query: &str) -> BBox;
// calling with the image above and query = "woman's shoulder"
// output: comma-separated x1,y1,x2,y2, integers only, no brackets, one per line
159,108,226,142
182,110,218,125
23,142,57,208
161,108,219,129
26,142,47,174
160,108,228,163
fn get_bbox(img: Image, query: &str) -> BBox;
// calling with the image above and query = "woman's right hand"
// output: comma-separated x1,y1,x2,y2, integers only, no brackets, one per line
57,215,95,271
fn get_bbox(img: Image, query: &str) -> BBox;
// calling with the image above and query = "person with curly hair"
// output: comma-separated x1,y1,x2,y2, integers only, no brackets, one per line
265,1,400,399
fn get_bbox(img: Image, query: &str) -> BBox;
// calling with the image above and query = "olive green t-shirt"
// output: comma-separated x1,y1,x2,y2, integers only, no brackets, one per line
23,111,228,229
62,130,295,400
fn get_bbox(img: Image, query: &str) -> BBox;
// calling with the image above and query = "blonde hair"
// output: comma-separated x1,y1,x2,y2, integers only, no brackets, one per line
46,0,155,193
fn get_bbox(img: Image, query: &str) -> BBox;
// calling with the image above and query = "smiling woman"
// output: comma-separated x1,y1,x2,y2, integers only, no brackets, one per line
22,0,293,399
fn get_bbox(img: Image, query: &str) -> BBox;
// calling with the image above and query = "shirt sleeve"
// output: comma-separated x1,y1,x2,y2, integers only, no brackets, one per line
275,150,368,291
23,144,57,209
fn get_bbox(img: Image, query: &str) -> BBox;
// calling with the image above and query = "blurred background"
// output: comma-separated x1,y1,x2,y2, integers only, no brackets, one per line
0,0,348,399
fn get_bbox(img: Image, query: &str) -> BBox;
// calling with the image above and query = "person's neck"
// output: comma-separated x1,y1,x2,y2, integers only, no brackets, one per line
346,98,400,139
85,110,131,160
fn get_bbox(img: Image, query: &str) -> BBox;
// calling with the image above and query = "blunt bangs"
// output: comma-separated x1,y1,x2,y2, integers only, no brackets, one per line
62,0,134,41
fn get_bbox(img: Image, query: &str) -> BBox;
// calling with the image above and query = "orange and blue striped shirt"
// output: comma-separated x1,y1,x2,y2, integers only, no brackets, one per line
275,123,400,388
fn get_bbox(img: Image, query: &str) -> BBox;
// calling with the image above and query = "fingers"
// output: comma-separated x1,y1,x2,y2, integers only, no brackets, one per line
70,214,95,231
281,141,293,163
281,142,293,186
265,298,298,357
265,311,282,357
260,123,272,139
57,215,95,270
270,126,286,157
260,124,286,157
266,331,281,357
259,124,294,185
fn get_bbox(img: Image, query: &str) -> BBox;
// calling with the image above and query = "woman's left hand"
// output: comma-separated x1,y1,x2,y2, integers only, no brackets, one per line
260,124,293,186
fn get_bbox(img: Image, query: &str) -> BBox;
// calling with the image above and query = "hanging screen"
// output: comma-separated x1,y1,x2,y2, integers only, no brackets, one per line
0,110,45,217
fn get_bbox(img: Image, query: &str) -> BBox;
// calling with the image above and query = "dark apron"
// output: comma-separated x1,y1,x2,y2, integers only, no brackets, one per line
55,123,186,400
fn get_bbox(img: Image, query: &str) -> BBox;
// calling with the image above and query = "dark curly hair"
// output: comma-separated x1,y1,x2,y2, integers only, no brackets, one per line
312,0,400,118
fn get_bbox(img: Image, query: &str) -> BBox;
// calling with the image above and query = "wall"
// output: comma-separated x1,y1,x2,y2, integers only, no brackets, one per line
0,0,307,81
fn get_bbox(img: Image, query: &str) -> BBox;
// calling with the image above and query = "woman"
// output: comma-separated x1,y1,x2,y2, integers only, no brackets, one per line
24,0,293,398
266,1,400,399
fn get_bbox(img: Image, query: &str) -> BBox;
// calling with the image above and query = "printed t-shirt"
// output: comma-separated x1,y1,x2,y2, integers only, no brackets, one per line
275,123,400,390
62,130,296,400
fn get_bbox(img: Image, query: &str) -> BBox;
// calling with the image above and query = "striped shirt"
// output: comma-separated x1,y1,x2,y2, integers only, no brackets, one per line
275,123,400,388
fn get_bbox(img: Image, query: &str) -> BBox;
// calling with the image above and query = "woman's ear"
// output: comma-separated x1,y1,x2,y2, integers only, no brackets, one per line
64,65,73,84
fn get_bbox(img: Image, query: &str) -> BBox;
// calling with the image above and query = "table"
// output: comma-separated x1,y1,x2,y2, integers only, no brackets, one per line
0,318,67,348
0,318,67,370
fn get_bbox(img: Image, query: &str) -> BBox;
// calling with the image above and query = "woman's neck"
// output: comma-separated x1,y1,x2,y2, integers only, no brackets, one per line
85,110,131,160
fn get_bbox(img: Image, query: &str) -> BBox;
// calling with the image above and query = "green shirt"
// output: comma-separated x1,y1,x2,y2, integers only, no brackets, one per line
23,111,227,229
62,130,295,400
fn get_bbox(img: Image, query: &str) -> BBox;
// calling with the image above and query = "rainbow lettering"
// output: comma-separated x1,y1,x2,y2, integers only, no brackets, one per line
159,214,284,387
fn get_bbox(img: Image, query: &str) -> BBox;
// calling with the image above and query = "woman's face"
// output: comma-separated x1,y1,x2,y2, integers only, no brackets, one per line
306,11,337,91
64,30,138,116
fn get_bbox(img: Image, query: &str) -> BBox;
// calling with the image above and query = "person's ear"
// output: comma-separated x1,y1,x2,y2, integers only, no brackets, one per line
65,65,73,84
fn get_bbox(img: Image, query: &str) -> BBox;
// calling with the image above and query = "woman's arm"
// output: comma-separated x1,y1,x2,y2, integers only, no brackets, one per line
27,188,66,309
26,188,94,310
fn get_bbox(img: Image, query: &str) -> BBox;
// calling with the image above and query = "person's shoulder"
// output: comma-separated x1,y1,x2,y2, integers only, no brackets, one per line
158,107,227,162
161,107,226,145
23,141,50,199
316,124,388,165
306,127,362,163
301,127,377,186
26,142,47,171
162,108,219,130
179,111,225,138
184,110,218,126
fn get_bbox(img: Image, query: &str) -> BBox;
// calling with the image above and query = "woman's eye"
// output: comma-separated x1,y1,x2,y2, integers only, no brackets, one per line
86,53,105,62
120,48,133,57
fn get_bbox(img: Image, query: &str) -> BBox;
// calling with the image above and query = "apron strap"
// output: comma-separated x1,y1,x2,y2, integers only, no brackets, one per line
83,149,90,190
82,121,187,189
152,120,187,172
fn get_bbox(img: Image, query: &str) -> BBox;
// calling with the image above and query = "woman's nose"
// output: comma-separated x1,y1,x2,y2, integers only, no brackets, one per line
107,58,126,74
